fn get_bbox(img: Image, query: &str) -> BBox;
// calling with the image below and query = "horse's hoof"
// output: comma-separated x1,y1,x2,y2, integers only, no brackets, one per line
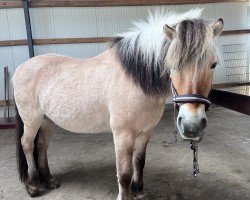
116,194,131,200
130,182,146,199
26,185,39,197
132,191,146,199
25,177,40,197
45,177,61,189
28,190,39,198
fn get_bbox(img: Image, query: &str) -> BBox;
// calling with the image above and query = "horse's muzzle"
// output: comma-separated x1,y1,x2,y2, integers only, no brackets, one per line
177,106,207,142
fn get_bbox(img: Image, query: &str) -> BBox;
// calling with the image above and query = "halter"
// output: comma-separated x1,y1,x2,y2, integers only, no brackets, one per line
170,79,211,112
170,77,211,177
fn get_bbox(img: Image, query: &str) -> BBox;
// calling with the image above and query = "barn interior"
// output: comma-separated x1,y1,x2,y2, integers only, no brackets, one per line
0,1,249,200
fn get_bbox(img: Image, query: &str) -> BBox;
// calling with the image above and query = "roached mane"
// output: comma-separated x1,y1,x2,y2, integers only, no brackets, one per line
110,8,211,96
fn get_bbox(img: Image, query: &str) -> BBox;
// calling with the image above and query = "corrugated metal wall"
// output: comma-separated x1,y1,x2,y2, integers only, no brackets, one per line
0,2,249,115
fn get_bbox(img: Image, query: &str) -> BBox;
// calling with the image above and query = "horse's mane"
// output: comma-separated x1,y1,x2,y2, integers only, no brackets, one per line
110,8,212,96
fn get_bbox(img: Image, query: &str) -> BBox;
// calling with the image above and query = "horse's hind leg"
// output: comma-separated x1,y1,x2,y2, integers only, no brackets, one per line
21,123,42,197
131,129,152,199
37,117,60,189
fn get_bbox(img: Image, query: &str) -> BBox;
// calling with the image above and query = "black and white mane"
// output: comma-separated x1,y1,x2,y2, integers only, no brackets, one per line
111,8,213,96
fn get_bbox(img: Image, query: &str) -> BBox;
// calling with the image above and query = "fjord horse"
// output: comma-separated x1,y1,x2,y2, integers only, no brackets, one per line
13,9,223,200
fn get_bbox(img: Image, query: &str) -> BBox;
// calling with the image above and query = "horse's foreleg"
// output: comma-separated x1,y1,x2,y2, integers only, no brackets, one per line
131,129,152,199
21,124,41,197
113,130,135,200
37,118,60,189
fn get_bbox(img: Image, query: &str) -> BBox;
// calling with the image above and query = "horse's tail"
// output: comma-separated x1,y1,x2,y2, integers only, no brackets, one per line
16,105,28,182
15,104,40,182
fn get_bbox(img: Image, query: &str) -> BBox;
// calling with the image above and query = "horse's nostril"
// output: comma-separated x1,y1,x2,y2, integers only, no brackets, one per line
178,116,182,125
201,118,207,128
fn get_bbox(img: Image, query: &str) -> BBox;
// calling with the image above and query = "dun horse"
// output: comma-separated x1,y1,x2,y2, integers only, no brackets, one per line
13,9,223,200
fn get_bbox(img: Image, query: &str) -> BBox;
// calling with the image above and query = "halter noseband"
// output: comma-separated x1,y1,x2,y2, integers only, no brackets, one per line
170,79,211,112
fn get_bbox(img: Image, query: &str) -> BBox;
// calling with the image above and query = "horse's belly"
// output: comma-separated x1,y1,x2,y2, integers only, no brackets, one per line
41,95,111,133
46,107,111,133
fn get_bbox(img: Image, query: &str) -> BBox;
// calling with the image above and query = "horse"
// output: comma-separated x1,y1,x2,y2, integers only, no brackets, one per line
13,8,223,200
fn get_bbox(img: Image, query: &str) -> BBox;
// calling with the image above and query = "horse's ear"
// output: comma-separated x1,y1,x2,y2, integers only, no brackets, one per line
163,24,176,41
212,18,224,37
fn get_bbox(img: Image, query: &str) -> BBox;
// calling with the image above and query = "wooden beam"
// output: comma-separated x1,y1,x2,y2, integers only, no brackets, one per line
0,29,250,47
0,0,248,9
0,123,15,130
28,0,249,8
209,89,250,115
33,37,110,45
0,100,14,108
0,38,110,47
0,40,27,47
212,82,250,89
220,29,250,36
0,1,22,9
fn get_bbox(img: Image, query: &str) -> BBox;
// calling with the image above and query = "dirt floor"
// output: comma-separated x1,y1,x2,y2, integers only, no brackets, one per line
0,106,249,200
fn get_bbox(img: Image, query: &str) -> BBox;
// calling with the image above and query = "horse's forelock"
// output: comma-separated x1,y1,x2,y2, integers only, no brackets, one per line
167,19,214,70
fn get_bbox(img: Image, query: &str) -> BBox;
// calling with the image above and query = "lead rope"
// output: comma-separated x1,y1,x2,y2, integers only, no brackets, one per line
190,141,200,177
171,77,200,177
173,103,199,176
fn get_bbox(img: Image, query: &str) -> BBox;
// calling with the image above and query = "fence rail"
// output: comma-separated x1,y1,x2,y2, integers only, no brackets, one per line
0,29,249,47
0,0,248,9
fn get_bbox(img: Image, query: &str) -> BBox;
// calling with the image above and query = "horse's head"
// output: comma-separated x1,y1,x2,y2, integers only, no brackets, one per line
164,18,223,142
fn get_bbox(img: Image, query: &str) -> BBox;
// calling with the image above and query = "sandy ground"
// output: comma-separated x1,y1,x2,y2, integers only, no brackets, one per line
0,106,249,200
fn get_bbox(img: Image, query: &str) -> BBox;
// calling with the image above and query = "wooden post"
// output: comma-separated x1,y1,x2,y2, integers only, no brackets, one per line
22,0,34,58
3,66,10,123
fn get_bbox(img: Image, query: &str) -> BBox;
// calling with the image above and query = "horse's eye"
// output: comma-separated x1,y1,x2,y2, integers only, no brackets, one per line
211,62,217,69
